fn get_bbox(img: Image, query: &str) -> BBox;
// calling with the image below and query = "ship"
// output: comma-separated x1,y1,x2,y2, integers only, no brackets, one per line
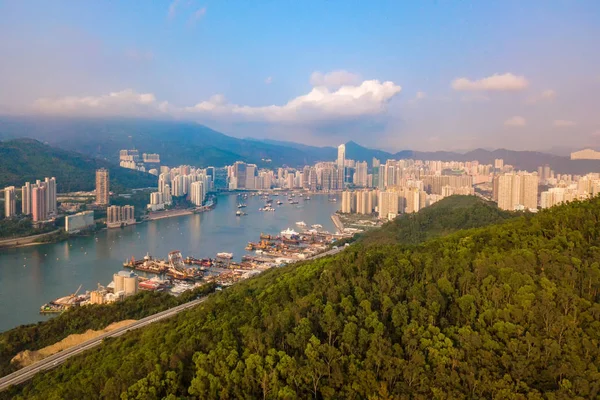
296,221,307,227
276,200,283,205
311,224,323,229
123,253,168,274
304,196,311,200
236,210,247,216
289,200,299,205
217,252,233,259
237,203,247,208
167,250,203,281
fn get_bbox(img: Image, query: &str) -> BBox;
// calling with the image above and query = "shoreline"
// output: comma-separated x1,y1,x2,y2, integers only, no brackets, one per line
0,230,62,250
331,214,345,233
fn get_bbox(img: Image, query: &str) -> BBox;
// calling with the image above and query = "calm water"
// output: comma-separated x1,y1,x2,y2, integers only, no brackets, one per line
0,193,340,332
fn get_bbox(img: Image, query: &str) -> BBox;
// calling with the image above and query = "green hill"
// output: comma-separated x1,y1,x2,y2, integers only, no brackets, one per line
4,197,600,399
0,138,156,192
360,195,517,246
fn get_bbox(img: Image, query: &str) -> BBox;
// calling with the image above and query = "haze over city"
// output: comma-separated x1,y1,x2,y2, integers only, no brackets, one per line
1,1,599,151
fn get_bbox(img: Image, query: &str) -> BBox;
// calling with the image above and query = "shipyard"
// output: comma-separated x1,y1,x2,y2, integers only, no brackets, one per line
39,213,351,314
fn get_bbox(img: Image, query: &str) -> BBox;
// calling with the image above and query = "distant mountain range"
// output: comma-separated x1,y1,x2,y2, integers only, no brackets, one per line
1,115,599,174
0,138,156,192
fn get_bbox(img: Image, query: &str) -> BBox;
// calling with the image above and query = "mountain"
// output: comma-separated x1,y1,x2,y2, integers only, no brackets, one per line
0,138,156,192
2,115,599,173
408,148,600,175
4,196,600,399
0,116,328,168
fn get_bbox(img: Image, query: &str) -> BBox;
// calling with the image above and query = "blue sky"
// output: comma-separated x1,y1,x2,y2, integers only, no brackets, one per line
0,0,599,151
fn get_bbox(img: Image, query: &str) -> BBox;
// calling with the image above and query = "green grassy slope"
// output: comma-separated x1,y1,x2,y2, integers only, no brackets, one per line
4,197,600,399
0,138,156,192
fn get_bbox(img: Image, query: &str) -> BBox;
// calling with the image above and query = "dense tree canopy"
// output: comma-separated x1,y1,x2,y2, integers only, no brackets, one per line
359,195,516,246
3,197,600,399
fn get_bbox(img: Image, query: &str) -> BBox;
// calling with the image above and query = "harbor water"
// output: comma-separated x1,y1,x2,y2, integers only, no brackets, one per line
0,193,340,332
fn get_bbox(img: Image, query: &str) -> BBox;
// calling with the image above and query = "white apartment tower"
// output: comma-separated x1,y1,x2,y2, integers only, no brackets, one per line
4,186,16,218
337,144,346,169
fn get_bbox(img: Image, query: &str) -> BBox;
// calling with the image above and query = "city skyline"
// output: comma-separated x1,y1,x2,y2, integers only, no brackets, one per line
0,2,599,151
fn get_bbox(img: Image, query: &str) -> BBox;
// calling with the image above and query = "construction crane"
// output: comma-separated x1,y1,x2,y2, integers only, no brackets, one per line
72,284,82,298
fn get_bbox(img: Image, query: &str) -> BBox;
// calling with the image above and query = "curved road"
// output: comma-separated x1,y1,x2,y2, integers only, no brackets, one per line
0,245,346,392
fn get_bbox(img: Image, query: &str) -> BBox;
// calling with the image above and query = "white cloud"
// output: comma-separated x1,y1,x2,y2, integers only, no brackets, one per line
168,0,179,19
527,89,556,104
504,116,526,127
33,89,159,115
185,79,401,122
29,74,402,124
553,119,576,127
415,91,426,100
265,76,273,85
310,70,360,88
452,73,529,91
189,7,206,24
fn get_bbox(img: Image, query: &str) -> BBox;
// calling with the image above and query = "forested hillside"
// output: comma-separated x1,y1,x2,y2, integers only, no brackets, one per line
4,197,600,399
360,195,516,245
0,138,156,192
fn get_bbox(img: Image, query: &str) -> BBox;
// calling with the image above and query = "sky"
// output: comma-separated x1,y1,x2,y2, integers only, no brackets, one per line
0,0,599,152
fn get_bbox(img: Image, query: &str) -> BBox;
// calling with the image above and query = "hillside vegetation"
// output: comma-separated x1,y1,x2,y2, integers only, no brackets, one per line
4,198,600,399
360,195,517,246
0,285,216,378
0,138,156,192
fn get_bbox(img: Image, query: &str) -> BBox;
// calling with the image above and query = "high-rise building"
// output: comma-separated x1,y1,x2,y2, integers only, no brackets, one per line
190,181,205,206
497,173,538,211
354,161,368,187
32,184,47,222
494,159,504,169
44,177,57,215
21,182,32,215
378,191,399,220
107,205,135,227
107,205,121,224
356,190,371,214
308,168,318,192
337,144,346,169
233,162,247,189
341,191,355,213
4,186,16,218
245,164,257,189
96,168,110,205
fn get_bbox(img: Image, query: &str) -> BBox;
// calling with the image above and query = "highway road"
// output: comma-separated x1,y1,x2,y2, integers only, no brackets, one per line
0,297,207,392
0,245,347,392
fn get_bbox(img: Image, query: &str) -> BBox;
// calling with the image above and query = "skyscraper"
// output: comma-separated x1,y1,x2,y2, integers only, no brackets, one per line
378,191,399,220
44,177,57,215
354,161,368,187
233,161,247,189
96,168,110,205
337,144,346,169
4,186,16,218
32,184,47,222
21,182,32,215
341,191,355,213
497,173,539,211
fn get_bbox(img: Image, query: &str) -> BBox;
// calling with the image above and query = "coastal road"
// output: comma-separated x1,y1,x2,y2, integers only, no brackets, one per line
0,297,208,392
0,246,347,392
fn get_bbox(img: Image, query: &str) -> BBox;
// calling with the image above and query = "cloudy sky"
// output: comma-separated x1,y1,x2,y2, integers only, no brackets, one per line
1,1,599,151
